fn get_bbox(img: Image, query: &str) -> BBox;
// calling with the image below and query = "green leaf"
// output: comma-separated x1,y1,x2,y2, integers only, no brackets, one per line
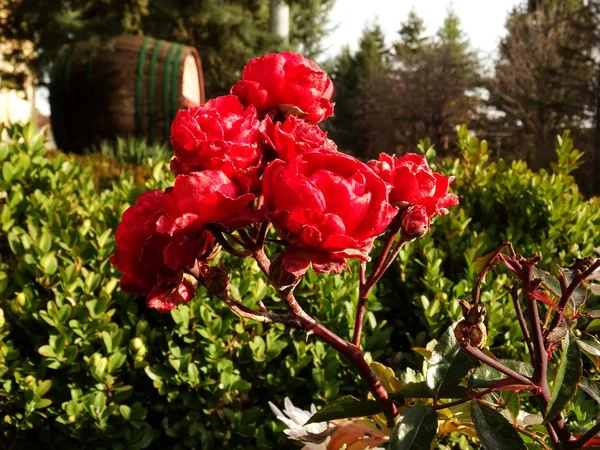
108,352,127,373
471,401,526,450
35,380,52,397
119,405,131,420
580,378,600,405
546,333,581,421
40,253,58,275
469,360,533,389
38,231,52,254
427,323,477,399
305,396,383,425
576,334,600,358
38,345,55,357
388,406,437,450
188,362,199,384
2,161,14,182
34,399,52,409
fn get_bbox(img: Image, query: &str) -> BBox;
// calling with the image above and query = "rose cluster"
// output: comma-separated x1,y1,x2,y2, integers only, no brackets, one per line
111,51,458,311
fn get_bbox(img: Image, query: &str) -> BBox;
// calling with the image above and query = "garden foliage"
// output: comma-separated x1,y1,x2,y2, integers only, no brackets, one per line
1,122,599,448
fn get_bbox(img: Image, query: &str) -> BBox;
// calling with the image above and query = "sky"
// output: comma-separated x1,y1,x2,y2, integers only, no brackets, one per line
323,0,522,62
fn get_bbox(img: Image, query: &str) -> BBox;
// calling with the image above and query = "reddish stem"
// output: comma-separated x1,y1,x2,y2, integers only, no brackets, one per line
284,291,398,425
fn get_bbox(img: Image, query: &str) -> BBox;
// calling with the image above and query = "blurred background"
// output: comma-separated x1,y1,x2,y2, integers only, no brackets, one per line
1,0,599,193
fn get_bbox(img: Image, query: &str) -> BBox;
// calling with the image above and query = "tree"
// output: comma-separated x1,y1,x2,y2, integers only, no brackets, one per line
327,23,390,158
356,10,482,157
0,0,334,97
488,1,598,170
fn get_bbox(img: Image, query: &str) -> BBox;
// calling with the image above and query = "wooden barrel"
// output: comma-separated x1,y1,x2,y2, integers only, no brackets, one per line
50,35,205,153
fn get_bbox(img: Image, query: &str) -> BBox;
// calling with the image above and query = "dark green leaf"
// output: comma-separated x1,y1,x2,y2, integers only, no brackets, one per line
577,334,600,357
563,269,587,311
469,360,533,389
533,267,561,298
427,323,477,399
388,406,437,450
546,333,581,421
580,378,600,405
471,401,526,450
305,396,383,425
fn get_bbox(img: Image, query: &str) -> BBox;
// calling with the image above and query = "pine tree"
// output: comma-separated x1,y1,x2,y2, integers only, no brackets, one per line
356,10,482,156
327,24,390,158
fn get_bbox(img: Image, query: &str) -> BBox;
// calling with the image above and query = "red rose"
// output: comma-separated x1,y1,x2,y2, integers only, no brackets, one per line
111,190,216,312
260,115,337,162
111,190,179,296
146,277,197,313
231,52,334,124
368,153,459,218
263,152,397,274
157,170,256,237
170,95,261,190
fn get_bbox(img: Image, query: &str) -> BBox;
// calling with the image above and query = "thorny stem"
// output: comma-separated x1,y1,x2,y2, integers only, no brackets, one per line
353,227,407,349
245,246,399,425
504,254,574,446
505,283,535,357
546,423,561,450
473,242,511,305
352,261,368,347
283,291,399,425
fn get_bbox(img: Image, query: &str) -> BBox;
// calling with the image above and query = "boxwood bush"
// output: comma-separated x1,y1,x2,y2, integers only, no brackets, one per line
1,123,599,449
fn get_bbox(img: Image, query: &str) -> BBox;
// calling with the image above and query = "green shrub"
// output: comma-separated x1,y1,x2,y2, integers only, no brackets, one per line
1,122,599,449
0,123,390,449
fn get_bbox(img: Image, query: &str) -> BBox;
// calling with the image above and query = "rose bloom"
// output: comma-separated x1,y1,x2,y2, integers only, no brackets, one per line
231,52,334,124
157,170,256,238
170,95,261,190
111,190,214,312
263,151,397,274
261,115,337,162
368,153,459,218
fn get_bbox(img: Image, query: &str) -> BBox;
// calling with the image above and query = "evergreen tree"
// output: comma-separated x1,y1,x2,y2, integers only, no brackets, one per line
357,10,482,156
327,23,390,158
0,0,334,97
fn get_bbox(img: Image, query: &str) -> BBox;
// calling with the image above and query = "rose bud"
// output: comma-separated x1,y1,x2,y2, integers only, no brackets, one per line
231,52,334,124
400,205,430,240
263,151,397,275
